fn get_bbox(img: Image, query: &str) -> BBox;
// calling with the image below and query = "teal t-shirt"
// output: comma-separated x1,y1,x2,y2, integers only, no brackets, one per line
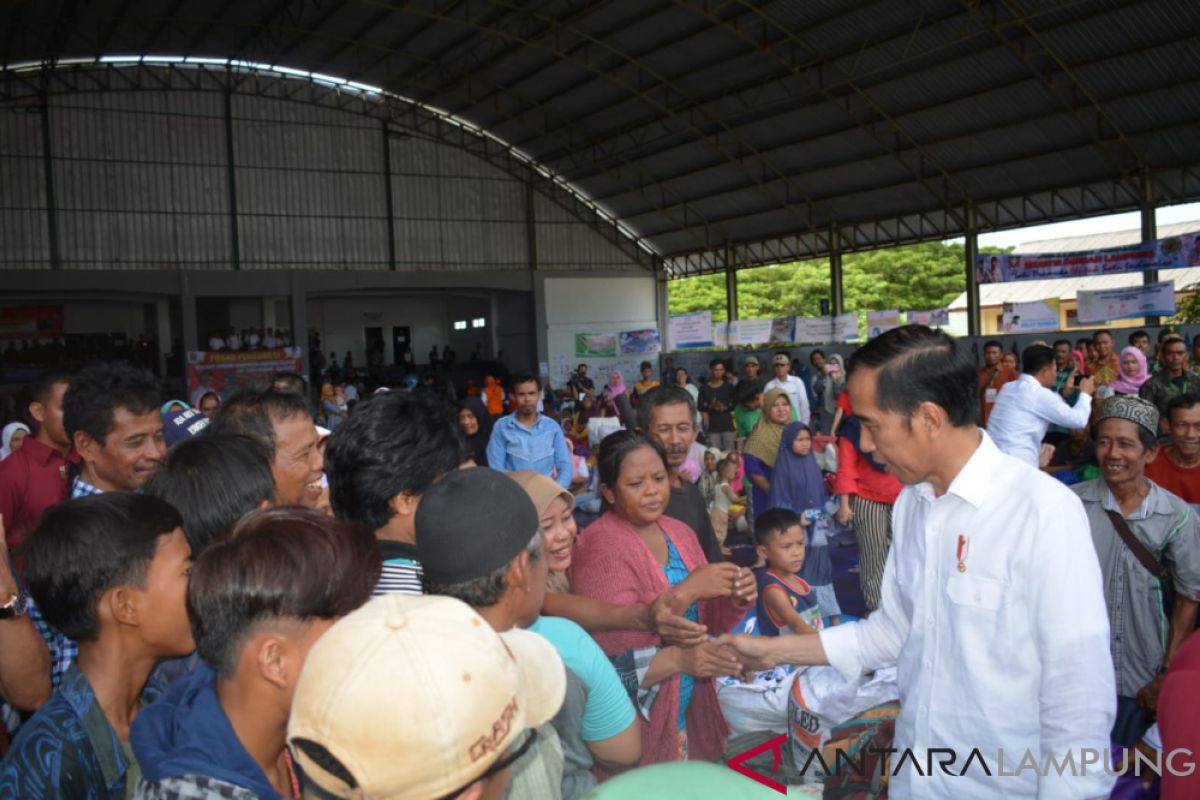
529,615,635,742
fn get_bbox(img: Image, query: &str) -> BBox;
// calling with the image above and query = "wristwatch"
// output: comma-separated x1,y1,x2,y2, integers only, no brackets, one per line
0,591,28,619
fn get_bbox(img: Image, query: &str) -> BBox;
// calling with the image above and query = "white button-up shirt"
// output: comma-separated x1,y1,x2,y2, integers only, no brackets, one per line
819,431,1115,799
986,373,1093,467
764,374,810,423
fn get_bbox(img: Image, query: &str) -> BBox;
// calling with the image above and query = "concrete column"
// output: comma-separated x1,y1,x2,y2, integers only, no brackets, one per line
830,225,844,316
1142,174,1159,326
155,298,171,375
965,203,981,338
180,271,199,355
289,272,308,378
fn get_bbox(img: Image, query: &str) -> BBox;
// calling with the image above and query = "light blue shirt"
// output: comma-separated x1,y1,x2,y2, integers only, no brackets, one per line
486,413,573,488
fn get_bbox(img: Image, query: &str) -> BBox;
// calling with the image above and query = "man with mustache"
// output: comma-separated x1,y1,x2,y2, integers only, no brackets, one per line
638,386,725,564
1073,395,1200,747
1145,393,1200,504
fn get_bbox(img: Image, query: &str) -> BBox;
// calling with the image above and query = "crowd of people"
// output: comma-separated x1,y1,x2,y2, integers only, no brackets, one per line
0,323,1197,798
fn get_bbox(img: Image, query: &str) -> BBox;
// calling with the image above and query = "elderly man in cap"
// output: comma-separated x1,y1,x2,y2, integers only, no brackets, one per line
1072,395,1200,746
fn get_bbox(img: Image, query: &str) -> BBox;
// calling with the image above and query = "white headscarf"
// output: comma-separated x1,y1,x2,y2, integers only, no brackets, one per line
0,422,31,460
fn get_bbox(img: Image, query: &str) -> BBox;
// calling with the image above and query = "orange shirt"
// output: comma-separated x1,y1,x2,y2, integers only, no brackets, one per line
978,364,1019,425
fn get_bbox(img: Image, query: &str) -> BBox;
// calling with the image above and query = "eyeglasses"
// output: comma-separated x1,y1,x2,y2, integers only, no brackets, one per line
437,728,539,800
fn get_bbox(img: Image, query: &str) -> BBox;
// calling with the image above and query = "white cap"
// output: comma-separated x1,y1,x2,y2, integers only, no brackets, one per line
287,594,565,799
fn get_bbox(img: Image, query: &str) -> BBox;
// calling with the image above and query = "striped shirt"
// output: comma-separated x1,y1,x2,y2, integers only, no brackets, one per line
374,539,424,597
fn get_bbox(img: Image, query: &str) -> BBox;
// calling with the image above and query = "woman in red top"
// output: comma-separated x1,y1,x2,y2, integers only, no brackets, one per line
831,390,903,613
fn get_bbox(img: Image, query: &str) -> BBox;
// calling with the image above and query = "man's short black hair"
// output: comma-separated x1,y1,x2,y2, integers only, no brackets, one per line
1093,329,1113,341
1021,345,1056,376
24,493,183,642
640,360,653,370
207,389,311,460
1129,330,1149,345
144,434,277,554
512,373,541,390
1053,339,1072,350
709,357,724,368
983,340,1003,351
636,385,697,431
31,368,72,406
846,325,978,428
754,507,801,547
325,393,464,530
63,362,161,445
1167,393,1200,424
733,377,764,406
809,349,826,362
188,507,379,678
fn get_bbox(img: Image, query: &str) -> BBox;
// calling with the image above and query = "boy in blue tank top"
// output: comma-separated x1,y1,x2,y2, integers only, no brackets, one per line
753,508,823,637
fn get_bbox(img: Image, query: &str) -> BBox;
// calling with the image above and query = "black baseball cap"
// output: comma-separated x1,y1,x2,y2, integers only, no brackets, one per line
415,467,540,586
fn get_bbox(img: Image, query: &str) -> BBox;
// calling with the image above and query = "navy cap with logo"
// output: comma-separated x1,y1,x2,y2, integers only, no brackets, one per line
415,467,540,587
162,407,210,448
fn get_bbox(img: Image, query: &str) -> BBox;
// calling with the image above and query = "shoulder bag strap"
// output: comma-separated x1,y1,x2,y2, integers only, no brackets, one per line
1103,508,1167,579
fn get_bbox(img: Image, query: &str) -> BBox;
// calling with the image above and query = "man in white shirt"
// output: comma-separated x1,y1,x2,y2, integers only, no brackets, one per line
720,325,1115,799
764,352,810,424
986,343,1095,467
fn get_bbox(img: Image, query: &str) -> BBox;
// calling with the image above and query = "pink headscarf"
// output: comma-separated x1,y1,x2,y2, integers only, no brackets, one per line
608,370,627,394
1109,346,1150,395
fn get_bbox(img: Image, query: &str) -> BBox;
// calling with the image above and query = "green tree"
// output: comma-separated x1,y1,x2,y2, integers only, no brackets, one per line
667,241,975,326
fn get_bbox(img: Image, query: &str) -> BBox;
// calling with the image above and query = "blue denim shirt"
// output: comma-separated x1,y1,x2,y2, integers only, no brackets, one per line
486,413,573,488
0,661,163,799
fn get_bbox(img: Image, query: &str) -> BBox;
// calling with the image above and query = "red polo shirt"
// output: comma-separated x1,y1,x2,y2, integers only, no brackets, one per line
0,436,70,551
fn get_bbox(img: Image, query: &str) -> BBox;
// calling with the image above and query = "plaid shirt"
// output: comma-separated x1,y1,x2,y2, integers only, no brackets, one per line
71,476,104,499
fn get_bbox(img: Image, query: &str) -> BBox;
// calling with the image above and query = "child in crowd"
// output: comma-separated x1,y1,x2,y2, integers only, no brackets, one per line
698,447,721,510
769,423,842,625
710,457,743,551
0,494,195,797
753,508,823,637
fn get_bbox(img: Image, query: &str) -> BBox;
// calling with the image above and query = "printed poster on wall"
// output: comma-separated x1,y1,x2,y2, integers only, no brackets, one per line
866,310,901,338
618,329,661,355
769,317,795,343
188,348,304,400
1000,299,1061,333
1076,281,1176,325
975,230,1200,283
711,322,730,348
906,308,950,326
792,316,830,344
667,311,714,349
832,312,861,342
0,305,64,339
728,318,774,346
574,332,618,358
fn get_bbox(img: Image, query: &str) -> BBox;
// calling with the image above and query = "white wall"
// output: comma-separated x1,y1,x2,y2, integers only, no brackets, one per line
307,296,451,367
543,276,659,388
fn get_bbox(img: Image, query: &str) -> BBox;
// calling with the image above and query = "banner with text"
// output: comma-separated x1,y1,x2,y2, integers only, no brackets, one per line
668,311,714,349
188,348,304,399
727,318,774,346
1076,280,1176,325
618,329,661,355
905,308,950,327
0,305,63,340
976,230,1200,283
866,310,901,338
1001,299,1061,333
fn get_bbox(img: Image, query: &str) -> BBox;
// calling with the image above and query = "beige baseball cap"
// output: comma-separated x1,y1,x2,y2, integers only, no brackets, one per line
287,594,566,799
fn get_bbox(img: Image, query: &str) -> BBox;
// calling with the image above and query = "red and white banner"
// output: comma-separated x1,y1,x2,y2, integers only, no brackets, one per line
187,347,303,399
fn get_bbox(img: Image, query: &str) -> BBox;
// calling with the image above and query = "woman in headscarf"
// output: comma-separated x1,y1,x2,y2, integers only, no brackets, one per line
598,369,628,417
0,422,30,460
768,423,841,624
1109,346,1151,396
160,399,190,415
741,387,795,519
456,396,493,467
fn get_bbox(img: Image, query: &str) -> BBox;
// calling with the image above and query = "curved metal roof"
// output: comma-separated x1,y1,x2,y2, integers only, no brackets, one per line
5,0,1200,276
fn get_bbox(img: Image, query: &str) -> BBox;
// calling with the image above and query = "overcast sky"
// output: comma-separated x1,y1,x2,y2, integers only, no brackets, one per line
942,201,1200,250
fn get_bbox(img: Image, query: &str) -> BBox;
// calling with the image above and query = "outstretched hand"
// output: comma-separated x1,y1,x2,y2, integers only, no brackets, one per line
713,633,781,672
648,591,707,647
